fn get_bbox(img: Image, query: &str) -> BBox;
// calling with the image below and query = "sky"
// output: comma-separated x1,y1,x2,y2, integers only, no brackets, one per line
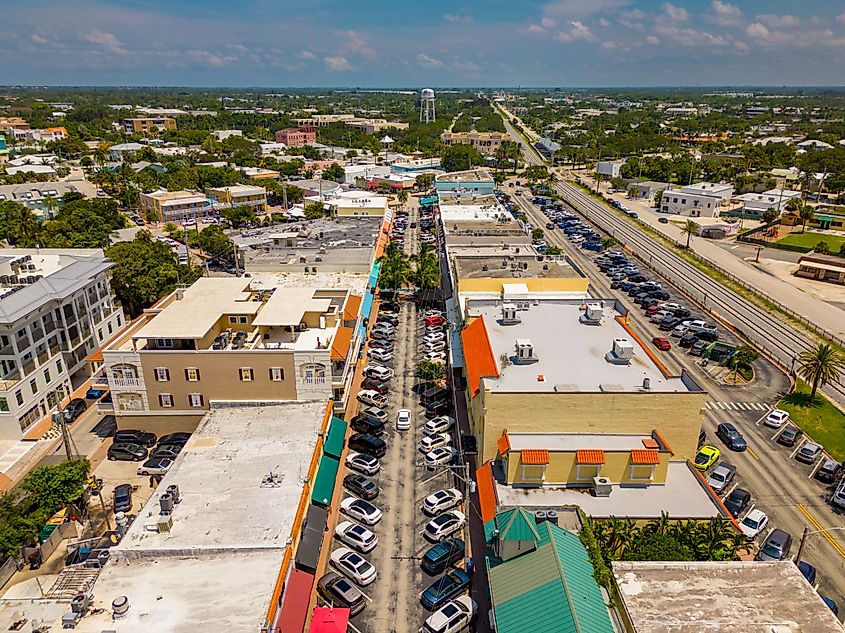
2,0,845,87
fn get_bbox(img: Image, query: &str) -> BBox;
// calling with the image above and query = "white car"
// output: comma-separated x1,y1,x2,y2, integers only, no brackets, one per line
421,596,477,633
330,547,378,586
424,416,455,435
423,341,447,353
738,508,768,539
424,332,446,343
371,323,395,334
359,406,388,423
659,302,683,312
357,389,387,408
419,432,451,453
365,365,394,381
335,520,379,553
650,310,671,323
425,446,458,469
340,497,382,526
368,348,393,363
422,488,464,516
424,511,466,542
424,310,444,318
764,408,790,428
670,324,688,338
136,458,173,476
395,408,411,431
424,351,447,362
346,451,380,476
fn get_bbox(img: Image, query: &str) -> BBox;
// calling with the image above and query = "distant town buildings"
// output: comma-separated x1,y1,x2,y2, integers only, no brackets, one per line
440,130,508,156
123,117,177,134
274,126,317,145
139,189,210,224
207,184,268,214
659,182,734,217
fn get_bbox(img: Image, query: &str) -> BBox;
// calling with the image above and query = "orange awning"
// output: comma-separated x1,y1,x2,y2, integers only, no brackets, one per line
521,449,549,465
476,461,497,523
576,449,605,465
462,316,499,396
331,326,354,361
343,295,362,321
631,449,660,465
497,432,511,455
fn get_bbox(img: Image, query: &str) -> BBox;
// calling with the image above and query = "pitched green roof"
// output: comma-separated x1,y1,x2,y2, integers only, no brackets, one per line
484,507,541,544
323,416,347,459
489,521,614,633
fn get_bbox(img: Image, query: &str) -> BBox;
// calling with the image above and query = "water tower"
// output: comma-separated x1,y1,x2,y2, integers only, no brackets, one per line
420,88,436,124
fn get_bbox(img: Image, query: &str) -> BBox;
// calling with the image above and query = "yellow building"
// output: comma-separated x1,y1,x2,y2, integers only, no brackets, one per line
139,189,211,224
207,184,268,214
440,130,508,156
461,298,707,464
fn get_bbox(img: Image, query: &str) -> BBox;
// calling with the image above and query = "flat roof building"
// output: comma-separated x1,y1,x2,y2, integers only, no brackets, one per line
436,168,495,196
440,130,508,156
660,182,734,218
207,184,268,214
139,189,211,224
310,190,389,218
123,117,177,134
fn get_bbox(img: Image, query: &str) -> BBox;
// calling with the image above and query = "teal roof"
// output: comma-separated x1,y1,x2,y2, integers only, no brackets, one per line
323,416,347,459
484,508,541,544
489,521,614,633
311,455,340,508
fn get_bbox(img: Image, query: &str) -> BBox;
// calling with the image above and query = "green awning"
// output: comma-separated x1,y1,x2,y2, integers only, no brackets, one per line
420,196,438,206
818,215,834,222
323,416,348,459
311,455,340,508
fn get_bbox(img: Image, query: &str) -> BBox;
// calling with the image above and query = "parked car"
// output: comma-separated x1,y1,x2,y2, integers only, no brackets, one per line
424,341,447,353
368,348,393,363
136,457,173,476
345,452,380,476
157,432,191,447
351,414,385,436
150,444,182,460
830,478,845,511
420,538,466,576
658,217,669,224
359,406,388,424
425,446,458,469
706,462,736,494
690,340,709,356
716,422,747,451
679,333,698,348
108,443,148,462
693,445,720,471
422,488,464,516
317,572,367,617
424,351,447,362
755,528,792,561
420,569,472,611
420,596,477,633
425,399,452,418
348,433,387,458
340,497,382,526
652,337,672,351
424,332,446,343
343,474,379,500
360,379,388,395
815,458,842,483
330,547,377,586
85,387,107,400
798,560,817,586
425,316,446,327
112,483,133,513
357,390,387,408
796,442,823,464
365,365,394,381
420,432,452,454
739,508,769,538
764,408,790,428
424,416,455,435
723,488,751,518
778,426,802,447
424,511,466,542
62,398,88,422
113,430,157,447
396,408,411,431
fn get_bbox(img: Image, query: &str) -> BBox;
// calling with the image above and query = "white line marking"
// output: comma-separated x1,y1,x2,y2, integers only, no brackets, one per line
705,402,713,410
716,402,726,410
789,441,805,460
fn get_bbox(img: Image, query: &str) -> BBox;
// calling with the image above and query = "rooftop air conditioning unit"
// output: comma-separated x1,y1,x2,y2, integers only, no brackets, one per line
514,338,537,364
157,514,173,533
501,303,520,325
581,303,604,324
606,338,635,365
593,476,612,497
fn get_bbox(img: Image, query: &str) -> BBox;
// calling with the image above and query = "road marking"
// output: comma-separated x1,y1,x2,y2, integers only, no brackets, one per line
809,457,824,479
752,403,766,411
789,442,804,460
716,401,726,410
746,447,761,461
724,482,739,498
705,402,712,410
796,503,845,559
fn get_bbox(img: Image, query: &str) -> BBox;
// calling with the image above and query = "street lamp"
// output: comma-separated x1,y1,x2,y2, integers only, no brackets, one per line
794,526,845,564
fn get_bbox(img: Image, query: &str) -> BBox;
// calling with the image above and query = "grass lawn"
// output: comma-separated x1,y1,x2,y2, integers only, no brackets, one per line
778,380,845,461
776,231,845,252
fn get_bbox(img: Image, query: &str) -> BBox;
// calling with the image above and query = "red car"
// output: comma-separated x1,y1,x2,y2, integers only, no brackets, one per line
652,337,672,351
424,316,446,327
646,305,661,315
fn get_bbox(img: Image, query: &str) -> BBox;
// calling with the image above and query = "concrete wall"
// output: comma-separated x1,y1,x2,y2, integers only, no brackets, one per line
504,449,671,486
115,412,203,434
476,390,706,463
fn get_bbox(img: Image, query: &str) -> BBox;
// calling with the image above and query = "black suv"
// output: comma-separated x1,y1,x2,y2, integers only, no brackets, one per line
113,483,133,513
348,433,387,458
113,430,157,447
158,432,191,447
63,398,88,422
351,415,385,436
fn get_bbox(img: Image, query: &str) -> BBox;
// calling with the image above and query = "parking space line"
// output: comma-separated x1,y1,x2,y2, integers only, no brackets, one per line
796,503,845,559
746,447,760,461
770,429,783,442
809,458,824,479
716,402,725,410
789,442,804,460
723,482,739,498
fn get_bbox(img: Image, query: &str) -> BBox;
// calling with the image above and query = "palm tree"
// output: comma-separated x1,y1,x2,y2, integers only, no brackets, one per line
681,220,699,248
377,242,413,294
644,512,671,536
397,189,409,207
42,195,58,220
412,243,441,302
761,207,779,227
797,342,845,400
601,237,617,251
6,204,40,247
798,204,815,233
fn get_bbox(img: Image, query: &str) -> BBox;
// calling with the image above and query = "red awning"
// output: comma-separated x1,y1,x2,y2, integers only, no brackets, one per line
309,607,349,633
275,569,314,633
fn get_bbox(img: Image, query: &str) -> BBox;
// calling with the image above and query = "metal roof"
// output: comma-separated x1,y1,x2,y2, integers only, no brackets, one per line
323,417,347,459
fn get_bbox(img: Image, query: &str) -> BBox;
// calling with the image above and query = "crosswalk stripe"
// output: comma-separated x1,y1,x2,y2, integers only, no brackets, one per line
754,403,766,411
716,402,725,410
740,403,752,410
705,402,712,409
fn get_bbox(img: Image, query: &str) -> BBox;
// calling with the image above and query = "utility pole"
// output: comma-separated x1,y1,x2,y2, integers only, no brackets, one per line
54,411,73,461
795,525,809,564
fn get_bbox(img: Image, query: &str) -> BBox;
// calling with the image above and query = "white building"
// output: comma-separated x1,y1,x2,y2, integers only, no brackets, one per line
736,189,801,217
596,160,624,179
108,142,144,162
211,129,243,141
343,163,390,184
259,142,287,155
660,182,734,217
0,249,124,438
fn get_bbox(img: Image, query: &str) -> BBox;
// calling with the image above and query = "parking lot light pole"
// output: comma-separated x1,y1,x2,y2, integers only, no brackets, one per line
443,463,476,496
794,526,845,564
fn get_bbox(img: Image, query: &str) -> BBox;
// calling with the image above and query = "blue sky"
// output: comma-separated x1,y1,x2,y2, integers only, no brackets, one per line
3,0,845,86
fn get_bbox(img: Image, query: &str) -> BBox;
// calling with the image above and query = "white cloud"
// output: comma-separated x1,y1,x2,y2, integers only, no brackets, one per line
838,12,845,23
443,13,472,23
542,0,630,20
618,8,645,30
598,17,610,27
296,50,315,60
709,0,743,26
645,34,660,45
556,20,596,43
186,49,227,67
746,22,770,39
416,53,443,69
324,55,356,71
340,30,376,61
662,3,689,22
452,59,481,72
81,29,128,55
755,14,799,28
526,24,547,34
30,34,48,45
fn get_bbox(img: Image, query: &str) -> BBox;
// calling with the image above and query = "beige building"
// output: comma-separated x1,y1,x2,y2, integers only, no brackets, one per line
139,189,211,224
441,130,508,156
123,117,177,134
207,184,268,214
98,278,360,431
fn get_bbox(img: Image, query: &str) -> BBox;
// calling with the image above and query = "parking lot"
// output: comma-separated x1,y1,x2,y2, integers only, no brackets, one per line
514,188,845,611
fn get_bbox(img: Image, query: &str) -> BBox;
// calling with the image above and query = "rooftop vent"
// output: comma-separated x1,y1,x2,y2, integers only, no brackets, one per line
514,338,537,364
580,303,604,325
501,302,521,325
605,338,635,365
593,476,612,497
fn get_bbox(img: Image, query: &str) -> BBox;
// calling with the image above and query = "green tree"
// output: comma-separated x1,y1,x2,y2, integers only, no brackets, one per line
42,195,58,220
797,342,845,399
601,237,617,250
814,240,831,255
623,532,694,562
441,144,484,173
681,220,699,248
397,189,409,206
761,207,779,225
197,225,234,265
220,206,258,228
415,173,435,191
106,231,200,316
41,198,127,248
304,201,327,220
531,228,544,241
412,243,440,292
20,459,90,514
377,241,413,293
415,360,445,382
654,190,664,208
0,201,41,247
546,246,562,255
322,162,345,182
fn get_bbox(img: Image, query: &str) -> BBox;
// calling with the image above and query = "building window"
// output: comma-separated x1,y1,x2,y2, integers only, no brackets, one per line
188,393,204,408
154,367,170,381
239,367,254,381
56,359,62,374
108,322,113,334
117,315,122,326
302,363,326,384
228,316,238,324
156,338,174,349
520,464,546,482
15,390,23,406
269,367,284,381
575,464,601,482
0,397,8,412
43,368,51,383
629,465,655,481
97,328,102,341
30,379,38,395
239,316,248,324
159,393,173,408
185,367,201,382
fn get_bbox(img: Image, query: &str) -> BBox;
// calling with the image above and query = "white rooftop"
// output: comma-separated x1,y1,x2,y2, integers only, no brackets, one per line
468,299,695,393
507,432,652,452
252,287,333,326
613,561,844,633
440,202,510,223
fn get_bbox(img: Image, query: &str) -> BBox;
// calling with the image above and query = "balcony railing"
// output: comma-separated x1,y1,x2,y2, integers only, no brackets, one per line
0,372,22,391
305,376,328,385
21,360,35,376
97,401,115,413
44,320,58,334
91,372,109,387
111,376,142,388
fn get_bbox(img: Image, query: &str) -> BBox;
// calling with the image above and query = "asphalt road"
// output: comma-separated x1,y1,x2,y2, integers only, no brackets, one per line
513,189,845,615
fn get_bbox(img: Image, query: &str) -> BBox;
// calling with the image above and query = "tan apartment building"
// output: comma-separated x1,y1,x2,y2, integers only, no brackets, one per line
207,184,268,214
98,278,360,432
139,189,211,224
123,117,177,134
440,130,508,156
